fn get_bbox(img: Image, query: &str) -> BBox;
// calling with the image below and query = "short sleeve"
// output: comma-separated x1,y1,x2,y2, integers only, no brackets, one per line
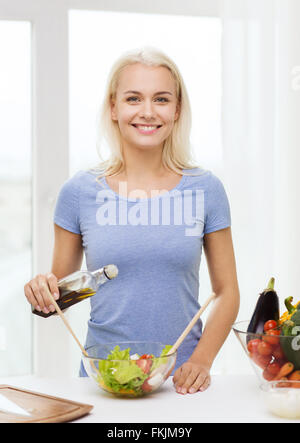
53,172,82,234
204,173,231,235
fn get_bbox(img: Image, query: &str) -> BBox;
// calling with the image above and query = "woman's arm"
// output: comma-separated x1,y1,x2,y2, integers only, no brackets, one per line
173,227,240,394
51,223,84,279
24,224,83,314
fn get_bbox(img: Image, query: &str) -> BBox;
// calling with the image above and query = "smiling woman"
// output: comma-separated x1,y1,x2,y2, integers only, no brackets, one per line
93,47,199,184
52,47,238,394
21,41,240,395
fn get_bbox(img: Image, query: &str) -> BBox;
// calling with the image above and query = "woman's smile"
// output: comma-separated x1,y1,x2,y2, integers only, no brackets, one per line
131,124,162,135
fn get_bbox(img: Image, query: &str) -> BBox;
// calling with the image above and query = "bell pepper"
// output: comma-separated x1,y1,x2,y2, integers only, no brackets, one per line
279,296,300,325
280,299,300,370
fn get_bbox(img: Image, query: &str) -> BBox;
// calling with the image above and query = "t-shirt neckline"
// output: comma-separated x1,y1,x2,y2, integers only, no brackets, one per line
101,170,188,202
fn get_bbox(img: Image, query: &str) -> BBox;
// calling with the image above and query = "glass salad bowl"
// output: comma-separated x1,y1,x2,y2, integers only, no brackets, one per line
233,321,300,384
82,341,177,397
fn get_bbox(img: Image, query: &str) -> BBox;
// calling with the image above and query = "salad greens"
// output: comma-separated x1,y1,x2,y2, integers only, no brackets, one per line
96,344,173,396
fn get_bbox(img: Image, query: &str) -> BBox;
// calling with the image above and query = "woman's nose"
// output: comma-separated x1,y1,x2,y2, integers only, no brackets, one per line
139,99,156,119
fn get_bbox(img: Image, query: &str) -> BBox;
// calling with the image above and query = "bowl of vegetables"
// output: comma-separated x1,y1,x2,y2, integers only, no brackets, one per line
82,342,177,397
233,320,300,383
233,278,300,384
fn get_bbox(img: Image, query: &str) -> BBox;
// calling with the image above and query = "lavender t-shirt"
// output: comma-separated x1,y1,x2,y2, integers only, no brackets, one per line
53,167,231,375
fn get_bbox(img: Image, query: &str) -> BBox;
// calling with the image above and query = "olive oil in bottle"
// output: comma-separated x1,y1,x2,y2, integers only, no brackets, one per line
32,264,118,318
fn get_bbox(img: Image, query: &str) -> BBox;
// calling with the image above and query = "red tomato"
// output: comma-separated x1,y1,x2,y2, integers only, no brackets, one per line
136,358,153,374
258,341,273,356
250,353,272,370
264,320,278,332
141,378,153,392
266,361,281,376
263,330,280,346
140,354,154,359
263,369,274,381
247,339,261,354
272,345,285,360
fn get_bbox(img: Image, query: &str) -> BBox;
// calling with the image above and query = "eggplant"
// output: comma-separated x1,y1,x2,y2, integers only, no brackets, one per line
247,277,279,337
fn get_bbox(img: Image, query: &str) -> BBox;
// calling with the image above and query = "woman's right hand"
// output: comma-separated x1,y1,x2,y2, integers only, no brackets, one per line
24,273,60,314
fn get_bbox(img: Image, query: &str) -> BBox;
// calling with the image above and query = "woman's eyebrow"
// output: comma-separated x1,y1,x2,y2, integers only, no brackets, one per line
123,90,173,96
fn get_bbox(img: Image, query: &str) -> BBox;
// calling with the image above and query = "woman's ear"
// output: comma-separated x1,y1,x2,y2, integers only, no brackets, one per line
174,102,181,121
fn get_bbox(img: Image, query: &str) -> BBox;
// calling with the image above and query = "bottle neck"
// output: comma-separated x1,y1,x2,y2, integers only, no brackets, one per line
90,267,110,287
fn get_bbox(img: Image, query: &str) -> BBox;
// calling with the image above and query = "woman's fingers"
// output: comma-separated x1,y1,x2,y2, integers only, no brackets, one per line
24,273,59,314
24,283,42,312
173,361,211,394
188,372,211,393
37,275,56,313
45,273,60,300
177,368,198,394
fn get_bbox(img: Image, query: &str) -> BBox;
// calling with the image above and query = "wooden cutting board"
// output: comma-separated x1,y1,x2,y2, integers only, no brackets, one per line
0,385,93,423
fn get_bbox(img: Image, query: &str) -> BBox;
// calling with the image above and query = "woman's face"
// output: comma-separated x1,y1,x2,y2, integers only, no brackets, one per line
111,63,180,151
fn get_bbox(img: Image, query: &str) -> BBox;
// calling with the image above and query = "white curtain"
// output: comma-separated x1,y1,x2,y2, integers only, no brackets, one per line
211,0,300,374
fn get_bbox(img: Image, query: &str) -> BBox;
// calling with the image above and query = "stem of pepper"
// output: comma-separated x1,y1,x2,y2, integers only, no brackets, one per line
285,296,296,314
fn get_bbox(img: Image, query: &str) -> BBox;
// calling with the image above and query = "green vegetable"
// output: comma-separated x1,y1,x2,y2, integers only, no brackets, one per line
281,304,300,369
96,344,172,395
151,344,173,371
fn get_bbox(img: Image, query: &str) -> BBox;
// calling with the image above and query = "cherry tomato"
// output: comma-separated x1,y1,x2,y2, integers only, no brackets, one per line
266,361,281,376
247,339,261,354
263,329,280,346
257,341,273,356
263,369,274,381
264,320,278,332
272,344,285,360
140,354,153,359
251,353,272,370
136,358,153,374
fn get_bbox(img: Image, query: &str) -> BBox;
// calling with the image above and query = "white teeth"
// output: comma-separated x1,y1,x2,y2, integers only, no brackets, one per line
136,125,158,131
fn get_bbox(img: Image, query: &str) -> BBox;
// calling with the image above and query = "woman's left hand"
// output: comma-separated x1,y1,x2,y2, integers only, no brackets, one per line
172,360,211,394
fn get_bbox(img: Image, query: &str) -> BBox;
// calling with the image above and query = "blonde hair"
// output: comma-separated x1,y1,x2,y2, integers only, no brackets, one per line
88,46,205,184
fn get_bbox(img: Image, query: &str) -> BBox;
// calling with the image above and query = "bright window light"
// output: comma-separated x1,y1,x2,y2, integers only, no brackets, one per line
69,10,222,175
0,20,32,376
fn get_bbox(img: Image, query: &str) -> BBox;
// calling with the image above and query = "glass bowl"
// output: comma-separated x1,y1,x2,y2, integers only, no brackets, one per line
82,341,177,397
232,320,300,383
260,381,300,419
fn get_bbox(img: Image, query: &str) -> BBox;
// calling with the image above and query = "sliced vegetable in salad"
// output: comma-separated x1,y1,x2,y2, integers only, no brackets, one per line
95,344,173,396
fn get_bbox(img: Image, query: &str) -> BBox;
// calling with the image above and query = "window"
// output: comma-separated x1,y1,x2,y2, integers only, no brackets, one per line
0,21,32,376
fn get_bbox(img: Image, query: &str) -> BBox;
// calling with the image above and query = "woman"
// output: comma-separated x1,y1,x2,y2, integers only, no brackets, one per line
24,47,240,394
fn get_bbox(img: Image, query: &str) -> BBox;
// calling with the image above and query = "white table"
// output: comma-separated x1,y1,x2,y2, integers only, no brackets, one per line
0,374,299,423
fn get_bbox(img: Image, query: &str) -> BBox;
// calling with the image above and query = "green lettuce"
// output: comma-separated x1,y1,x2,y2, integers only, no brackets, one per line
97,344,173,395
151,344,173,371
97,346,147,394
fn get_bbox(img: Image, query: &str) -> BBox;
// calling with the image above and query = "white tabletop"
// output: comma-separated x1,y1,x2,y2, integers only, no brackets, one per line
0,374,299,423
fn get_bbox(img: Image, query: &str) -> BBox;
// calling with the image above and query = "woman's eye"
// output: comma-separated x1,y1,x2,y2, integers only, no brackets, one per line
155,97,169,103
126,96,169,103
126,96,140,102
